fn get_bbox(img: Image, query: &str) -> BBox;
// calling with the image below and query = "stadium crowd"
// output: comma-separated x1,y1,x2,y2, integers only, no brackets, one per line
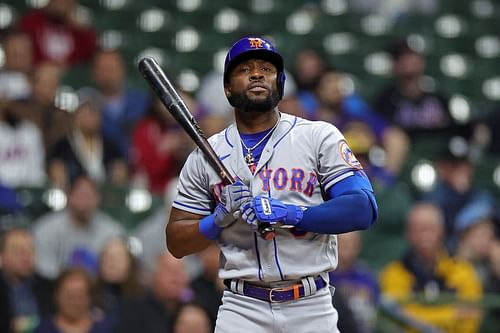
1,0,500,332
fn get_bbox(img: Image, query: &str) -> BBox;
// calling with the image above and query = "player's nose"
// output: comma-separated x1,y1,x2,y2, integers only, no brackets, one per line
249,74,264,82
249,68,264,80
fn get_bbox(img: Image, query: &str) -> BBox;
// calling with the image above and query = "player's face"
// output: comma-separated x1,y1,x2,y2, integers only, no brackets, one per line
225,58,280,113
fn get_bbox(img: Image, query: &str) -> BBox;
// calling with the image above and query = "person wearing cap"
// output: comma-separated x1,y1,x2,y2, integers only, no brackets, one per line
372,38,457,145
424,137,496,251
167,36,378,333
455,198,497,285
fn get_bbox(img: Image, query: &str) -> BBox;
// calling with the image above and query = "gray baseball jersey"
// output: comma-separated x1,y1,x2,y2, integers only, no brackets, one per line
173,112,361,283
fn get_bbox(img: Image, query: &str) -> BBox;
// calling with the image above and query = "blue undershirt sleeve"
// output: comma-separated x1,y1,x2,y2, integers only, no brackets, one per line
295,171,378,234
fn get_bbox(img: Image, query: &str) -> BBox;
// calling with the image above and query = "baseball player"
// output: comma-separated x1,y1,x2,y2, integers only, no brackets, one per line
167,36,378,333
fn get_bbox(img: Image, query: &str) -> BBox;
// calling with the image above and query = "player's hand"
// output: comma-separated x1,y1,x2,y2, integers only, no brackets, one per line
241,195,304,228
214,180,252,228
240,201,258,231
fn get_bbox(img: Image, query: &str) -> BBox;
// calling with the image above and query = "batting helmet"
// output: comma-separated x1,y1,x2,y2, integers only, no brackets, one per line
223,36,286,99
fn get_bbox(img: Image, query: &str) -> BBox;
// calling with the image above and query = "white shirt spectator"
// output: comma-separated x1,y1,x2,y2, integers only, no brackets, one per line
0,71,31,100
32,209,125,279
0,119,46,187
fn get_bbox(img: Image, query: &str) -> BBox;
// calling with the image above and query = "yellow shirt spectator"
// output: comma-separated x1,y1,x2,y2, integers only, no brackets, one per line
379,202,483,333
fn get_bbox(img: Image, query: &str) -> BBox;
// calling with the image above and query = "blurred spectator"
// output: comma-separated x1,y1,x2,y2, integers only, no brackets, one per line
0,269,8,333
455,198,497,285
485,105,500,156
349,0,439,17
130,97,192,194
299,68,409,176
132,178,201,279
290,48,325,120
379,202,483,333
329,231,379,333
0,99,46,188
0,184,22,216
17,0,97,66
114,252,193,333
196,71,233,117
488,241,500,293
90,49,151,158
34,268,112,333
373,39,456,143
331,291,360,333
191,244,222,327
342,121,396,189
0,31,33,100
277,95,308,119
32,174,124,279
0,183,24,234
292,48,325,94
0,229,54,333
95,239,144,322
199,113,230,138
424,144,492,249
478,240,500,333
170,302,213,333
11,62,72,152
47,92,127,188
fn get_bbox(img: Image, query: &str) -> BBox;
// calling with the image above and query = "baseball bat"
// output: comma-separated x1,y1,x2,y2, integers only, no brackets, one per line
138,57,275,240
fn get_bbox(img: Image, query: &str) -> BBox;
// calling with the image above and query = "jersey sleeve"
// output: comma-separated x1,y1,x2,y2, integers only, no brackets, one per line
172,148,214,215
315,122,363,192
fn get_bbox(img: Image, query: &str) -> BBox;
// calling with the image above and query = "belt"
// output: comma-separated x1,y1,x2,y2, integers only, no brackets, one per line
223,276,326,303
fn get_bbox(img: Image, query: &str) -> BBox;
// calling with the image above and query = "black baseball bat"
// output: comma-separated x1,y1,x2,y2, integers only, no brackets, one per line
137,57,275,240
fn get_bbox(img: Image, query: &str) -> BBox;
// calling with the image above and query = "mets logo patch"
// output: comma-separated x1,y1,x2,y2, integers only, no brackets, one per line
339,141,363,169
249,38,264,48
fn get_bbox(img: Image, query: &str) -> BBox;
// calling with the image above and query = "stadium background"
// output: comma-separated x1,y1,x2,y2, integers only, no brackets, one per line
1,0,500,332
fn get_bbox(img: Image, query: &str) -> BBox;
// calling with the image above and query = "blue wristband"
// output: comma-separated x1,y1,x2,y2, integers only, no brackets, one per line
199,214,223,240
286,204,304,226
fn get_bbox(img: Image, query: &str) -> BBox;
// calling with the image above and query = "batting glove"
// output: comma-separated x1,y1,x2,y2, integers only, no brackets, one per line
214,180,252,228
240,201,258,231
242,196,304,227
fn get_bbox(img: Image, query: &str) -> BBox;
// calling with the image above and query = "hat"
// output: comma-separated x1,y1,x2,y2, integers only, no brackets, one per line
455,197,495,233
436,136,470,163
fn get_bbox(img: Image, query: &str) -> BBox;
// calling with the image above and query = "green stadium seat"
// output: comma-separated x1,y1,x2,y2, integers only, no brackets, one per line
61,64,92,90
15,186,51,222
99,184,163,231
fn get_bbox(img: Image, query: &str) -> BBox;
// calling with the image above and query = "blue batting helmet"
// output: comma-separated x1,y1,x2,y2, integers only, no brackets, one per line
223,36,286,99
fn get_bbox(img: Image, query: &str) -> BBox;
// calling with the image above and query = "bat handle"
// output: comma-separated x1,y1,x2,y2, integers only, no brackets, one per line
258,224,275,240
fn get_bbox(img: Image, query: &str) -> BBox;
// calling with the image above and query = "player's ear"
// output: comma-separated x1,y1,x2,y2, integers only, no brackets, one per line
224,84,231,97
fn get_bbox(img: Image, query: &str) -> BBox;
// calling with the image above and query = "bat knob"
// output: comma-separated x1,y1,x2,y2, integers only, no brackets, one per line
259,224,275,241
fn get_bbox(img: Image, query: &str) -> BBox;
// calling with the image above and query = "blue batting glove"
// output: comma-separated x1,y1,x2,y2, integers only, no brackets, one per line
251,195,304,226
241,201,258,231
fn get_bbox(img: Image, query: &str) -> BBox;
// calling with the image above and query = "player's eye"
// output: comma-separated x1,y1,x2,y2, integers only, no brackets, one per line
238,66,250,73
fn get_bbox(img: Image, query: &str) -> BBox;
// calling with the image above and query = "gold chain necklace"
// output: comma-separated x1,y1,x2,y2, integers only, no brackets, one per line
240,116,280,172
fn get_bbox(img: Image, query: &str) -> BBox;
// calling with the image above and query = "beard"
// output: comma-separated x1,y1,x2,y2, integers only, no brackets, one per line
228,89,280,113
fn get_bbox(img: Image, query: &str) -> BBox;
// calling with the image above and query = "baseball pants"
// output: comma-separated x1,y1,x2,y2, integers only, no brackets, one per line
215,286,340,333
